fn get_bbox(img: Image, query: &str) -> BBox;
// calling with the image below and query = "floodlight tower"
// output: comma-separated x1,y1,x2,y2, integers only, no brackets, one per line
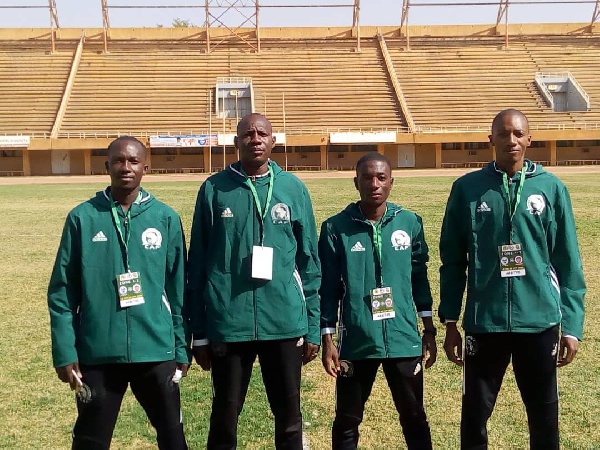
205,0,260,53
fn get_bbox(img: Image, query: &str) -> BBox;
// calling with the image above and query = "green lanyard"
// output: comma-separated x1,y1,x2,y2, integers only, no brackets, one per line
244,165,274,246
109,191,141,271
369,220,384,287
501,165,527,224
360,205,386,287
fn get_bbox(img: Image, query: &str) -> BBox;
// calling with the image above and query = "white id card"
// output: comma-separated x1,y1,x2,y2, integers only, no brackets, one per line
251,245,273,280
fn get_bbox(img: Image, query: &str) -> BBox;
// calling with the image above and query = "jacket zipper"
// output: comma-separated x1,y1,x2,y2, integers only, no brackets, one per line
507,177,513,332
252,176,258,340
382,320,390,358
123,212,132,361
368,219,390,358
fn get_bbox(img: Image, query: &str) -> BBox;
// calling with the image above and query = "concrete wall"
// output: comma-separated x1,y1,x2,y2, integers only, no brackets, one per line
30,150,52,175
69,150,86,175
0,155,23,171
442,148,494,163
416,144,437,168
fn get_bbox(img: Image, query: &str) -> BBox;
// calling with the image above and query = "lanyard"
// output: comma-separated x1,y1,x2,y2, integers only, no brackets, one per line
501,165,527,223
368,220,384,287
244,165,274,245
360,205,386,288
109,191,141,271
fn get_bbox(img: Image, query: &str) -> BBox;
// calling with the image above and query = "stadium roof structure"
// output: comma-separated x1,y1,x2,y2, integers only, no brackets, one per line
5,0,600,52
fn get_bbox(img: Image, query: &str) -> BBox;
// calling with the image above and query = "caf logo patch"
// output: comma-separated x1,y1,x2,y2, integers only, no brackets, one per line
142,228,162,250
391,230,411,251
271,202,290,224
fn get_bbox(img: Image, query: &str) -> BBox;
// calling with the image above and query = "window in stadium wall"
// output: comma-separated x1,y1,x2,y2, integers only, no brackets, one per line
211,146,236,155
329,145,349,154
576,140,600,147
152,148,177,156
271,145,287,154
557,140,574,147
351,145,378,153
464,142,489,150
530,141,546,148
300,146,322,153
179,148,203,155
442,143,462,150
0,150,22,157
91,149,108,157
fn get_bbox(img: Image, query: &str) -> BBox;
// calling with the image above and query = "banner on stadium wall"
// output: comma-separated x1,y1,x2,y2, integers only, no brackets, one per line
329,132,396,144
149,135,217,148
0,136,30,148
216,133,286,146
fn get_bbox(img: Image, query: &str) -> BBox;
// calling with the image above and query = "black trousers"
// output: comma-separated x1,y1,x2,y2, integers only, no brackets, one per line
72,360,187,450
207,338,304,450
332,357,432,450
461,325,560,450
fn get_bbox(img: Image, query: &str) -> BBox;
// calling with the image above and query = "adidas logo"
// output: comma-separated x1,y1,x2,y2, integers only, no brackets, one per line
350,241,366,252
476,202,491,212
221,207,234,218
92,231,107,242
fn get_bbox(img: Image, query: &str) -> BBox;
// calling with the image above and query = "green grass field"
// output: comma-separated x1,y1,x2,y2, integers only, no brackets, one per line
0,173,598,449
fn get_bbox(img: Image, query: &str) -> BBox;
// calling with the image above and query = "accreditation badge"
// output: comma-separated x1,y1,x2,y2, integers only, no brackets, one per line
498,244,526,278
251,245,273,280
370,287,395,320
117,271,145,307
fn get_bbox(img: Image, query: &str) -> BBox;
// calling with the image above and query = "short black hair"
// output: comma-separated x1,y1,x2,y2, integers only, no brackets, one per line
491,109,529,133
356,152,392,175
107,136,147,156
236,113,272,136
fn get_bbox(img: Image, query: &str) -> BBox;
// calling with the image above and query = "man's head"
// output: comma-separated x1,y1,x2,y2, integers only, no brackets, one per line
489,109,531,172
354,153,394,208
234,113,275,172
105,136,148,191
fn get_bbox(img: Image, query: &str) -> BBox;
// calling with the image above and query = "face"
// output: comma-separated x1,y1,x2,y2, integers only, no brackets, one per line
234,115,275,169
354,160,393,208
105,140,148,191
489,113,531,169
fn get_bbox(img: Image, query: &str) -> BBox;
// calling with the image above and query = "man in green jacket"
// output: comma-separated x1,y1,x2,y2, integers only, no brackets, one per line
48,136,189,449
187,113,321,449
319,153,436,450
439,109,586,450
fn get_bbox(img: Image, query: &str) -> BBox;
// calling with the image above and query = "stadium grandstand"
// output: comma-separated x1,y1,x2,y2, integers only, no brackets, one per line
1,0,600,175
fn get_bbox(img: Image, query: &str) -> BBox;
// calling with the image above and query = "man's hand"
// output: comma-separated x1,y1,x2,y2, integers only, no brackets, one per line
303,341,320,365
443,322,464,366
55,362,82,391
557,335,578,367
176,362,190,377
321,334,340,377
422,332,437,369
192,346,211,371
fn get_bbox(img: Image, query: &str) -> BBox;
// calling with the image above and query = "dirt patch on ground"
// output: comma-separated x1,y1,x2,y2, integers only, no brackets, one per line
0,165,598,185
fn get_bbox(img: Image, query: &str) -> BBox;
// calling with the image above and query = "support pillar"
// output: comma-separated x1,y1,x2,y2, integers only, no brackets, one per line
435,142,442,168
377,143,385,155
83,149,91,175
146,147,152,171
320,145,327,170
549,140,557,166
204,148,211,173
22,148,31,176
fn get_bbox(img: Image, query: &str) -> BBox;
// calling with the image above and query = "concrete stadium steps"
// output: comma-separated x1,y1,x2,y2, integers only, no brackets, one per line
0,50,72,135
386,41,564,130
525,43,600,123
59,39,404,136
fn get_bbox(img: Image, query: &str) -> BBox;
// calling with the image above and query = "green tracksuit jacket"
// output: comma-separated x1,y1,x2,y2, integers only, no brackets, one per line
319,202,433,360
48,188,189,368
186,161,321,345
439,160,586,339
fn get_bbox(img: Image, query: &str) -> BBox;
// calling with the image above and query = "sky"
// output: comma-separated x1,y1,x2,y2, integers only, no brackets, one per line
0,0,597,29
